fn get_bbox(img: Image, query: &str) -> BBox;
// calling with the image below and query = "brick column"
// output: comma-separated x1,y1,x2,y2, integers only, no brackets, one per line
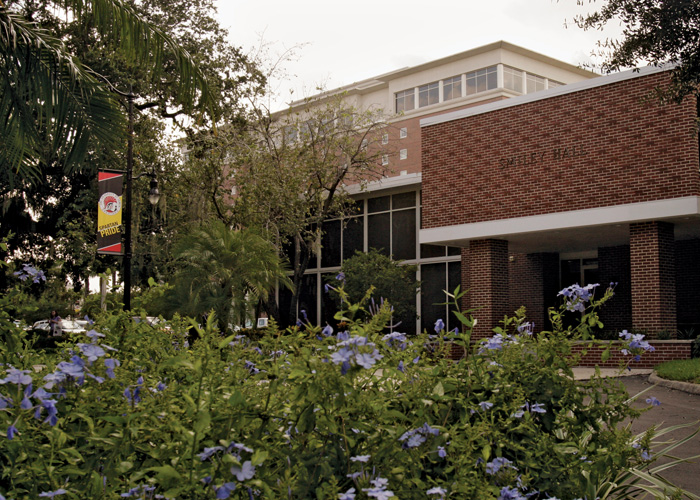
630,222,676,337
462,239,509,339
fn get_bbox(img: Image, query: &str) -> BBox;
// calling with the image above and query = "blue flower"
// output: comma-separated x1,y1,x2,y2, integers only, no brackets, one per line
397,361,404,373
427,486,447,497
479,401,494,411
382,332,407,350
480,334,505,352
437,446,447,458
434,319,445,333
351,454,371,462
322,324,334,336
646,396,661,406
1,366,33,385
498,486,527,500
78,343,106,363
244,361,260,375
215,482,236,499
85,329,104,340
486,457,515,475
335,272,345,281
14,263,47,283
231,460,256,481
39,489,67,497
529,402,547,414
104,358,120,379
7,424,19,440
198,446,224,461
338,488,356,500
355,351,383,369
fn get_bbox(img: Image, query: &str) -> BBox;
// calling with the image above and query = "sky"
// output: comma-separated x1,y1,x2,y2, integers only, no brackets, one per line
213,0,625,111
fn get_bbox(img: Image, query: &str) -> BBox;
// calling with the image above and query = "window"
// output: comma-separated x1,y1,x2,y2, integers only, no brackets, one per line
418,81,439,107
443,76,462,101
395,89,415,113
283,125,297,143
399,149,407,160
400,127,407,138
527,73,546,93
382,133,389,145
466,65,497,95
382,155,389,166
503,66,523,93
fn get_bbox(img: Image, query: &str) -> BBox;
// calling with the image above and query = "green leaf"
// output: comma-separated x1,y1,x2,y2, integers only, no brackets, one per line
194,411,211,434
228,391,246,408
432,381,445,396
251,449,268,466
117,461,134,473
149,465,182,484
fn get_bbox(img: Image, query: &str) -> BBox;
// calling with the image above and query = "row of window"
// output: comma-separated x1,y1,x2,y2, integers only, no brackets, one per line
281,190,462,334
395,65,563,113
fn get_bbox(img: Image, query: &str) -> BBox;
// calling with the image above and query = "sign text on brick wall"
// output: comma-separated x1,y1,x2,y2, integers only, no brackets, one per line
499,145,588,169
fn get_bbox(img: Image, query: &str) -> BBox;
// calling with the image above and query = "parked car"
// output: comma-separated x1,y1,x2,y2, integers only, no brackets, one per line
31,319,86,335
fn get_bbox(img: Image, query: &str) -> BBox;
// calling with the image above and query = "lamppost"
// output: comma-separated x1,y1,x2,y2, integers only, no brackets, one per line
122,91,161,311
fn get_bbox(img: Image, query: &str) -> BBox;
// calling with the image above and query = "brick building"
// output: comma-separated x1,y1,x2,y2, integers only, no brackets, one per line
420,66,700,339
278,42,700,338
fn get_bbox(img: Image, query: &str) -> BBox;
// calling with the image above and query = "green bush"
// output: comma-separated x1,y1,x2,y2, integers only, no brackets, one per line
329,249,419,331
0,273,696,499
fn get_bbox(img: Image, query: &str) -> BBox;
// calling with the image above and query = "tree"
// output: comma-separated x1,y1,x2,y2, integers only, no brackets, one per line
0,0,216,184
573,0,700,102
160,222,293,332
1,0,264,293
332,249,420,332
226,92,394,325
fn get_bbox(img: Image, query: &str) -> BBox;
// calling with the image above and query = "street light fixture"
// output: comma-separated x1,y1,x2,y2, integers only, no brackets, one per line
122,91,160,311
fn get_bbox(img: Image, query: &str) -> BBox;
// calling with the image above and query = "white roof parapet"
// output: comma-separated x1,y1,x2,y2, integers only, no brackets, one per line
344,172,422,196
420,65,670,128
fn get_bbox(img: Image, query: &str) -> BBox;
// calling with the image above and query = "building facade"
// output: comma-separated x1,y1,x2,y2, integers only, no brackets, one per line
420,66,700,338
280,41,700,338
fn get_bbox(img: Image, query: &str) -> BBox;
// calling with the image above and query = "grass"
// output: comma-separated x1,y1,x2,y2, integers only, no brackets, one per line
654,358,700,384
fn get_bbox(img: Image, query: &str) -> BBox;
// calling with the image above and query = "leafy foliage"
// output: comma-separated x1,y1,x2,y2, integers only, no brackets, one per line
159,223,292,331
1,270,698,499
0,0,216,182
330,249,419,330
574,0,700,102
226,92,393,324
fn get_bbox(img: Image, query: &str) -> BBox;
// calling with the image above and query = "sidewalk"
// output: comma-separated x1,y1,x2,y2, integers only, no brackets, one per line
572,367,652,381
572,367,700,395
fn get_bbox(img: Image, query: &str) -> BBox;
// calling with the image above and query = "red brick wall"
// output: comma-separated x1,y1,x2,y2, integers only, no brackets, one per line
422,72,700,230
463,239,509,339
571,341,692,368
508,252,559,331
446,341,691,366
630,221,676,336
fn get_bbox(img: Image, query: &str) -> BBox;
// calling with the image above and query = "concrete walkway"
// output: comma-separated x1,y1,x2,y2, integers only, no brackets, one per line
572,367,653,381
572,367,700,395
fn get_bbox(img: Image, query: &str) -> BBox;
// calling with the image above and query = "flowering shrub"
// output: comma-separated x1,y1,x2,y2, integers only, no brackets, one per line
0,278,696,499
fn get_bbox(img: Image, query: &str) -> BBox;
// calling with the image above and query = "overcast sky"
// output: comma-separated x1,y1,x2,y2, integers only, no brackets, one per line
214,0,625,110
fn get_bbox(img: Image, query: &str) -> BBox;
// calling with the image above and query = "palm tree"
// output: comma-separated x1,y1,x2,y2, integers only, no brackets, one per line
165,222,293,332
0,0,215,186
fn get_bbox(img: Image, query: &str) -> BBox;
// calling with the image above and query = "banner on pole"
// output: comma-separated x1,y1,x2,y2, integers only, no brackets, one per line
97,171,124,255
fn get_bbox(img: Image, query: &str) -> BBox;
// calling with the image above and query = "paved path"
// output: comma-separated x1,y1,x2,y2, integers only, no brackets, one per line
573,370,700,495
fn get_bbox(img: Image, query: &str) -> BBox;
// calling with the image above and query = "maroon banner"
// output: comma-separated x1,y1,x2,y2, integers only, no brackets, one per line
97,171,124,255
